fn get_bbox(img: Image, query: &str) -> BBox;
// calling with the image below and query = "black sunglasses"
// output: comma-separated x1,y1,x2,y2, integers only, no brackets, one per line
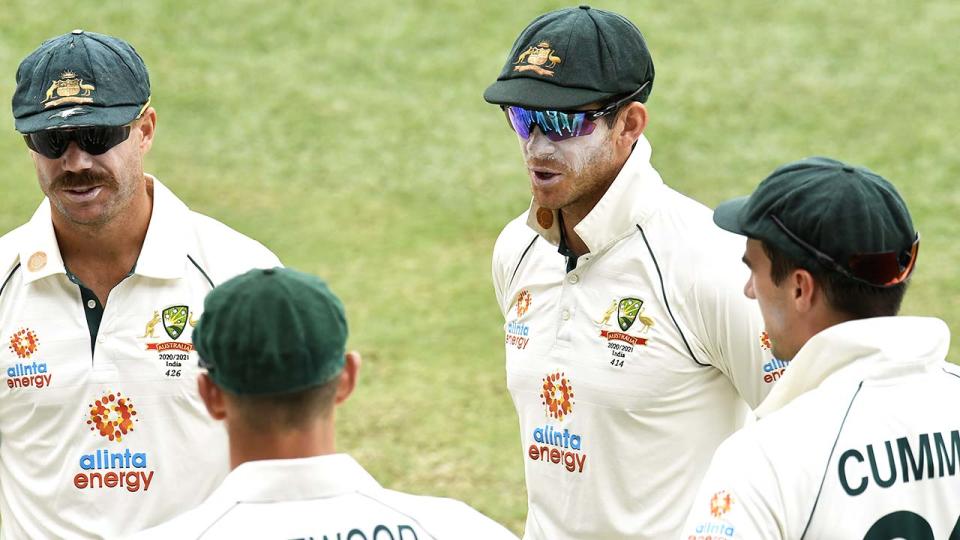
770,214,919,287
23,125,132,159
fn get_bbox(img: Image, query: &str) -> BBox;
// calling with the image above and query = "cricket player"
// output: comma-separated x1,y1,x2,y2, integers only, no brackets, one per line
132,267,519,539
0,31,280,537
484,6,774,539
680,157,959,539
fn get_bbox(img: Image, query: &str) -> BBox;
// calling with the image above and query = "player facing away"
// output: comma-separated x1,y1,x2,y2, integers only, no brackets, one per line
485,6,774,539
133,268,519,540
0,31,280,538
680,157,959,539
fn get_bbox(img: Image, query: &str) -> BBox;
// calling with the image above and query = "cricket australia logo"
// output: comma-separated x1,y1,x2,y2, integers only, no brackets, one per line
142,306,197,379
597,297,654,367
162,306,189,340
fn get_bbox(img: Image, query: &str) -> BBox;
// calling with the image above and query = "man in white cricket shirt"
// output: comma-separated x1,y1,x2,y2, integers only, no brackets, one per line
133,267,519,539
484,6,774,539
0,31,280,537
681,157,959,539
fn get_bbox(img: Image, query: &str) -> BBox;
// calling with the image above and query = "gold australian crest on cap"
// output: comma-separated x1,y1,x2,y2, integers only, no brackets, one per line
42,71,95,109
514,41,562,77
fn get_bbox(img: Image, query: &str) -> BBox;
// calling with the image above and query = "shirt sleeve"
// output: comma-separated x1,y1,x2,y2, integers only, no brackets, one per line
689,257,774,409
679,431,786,540
491,226,516,319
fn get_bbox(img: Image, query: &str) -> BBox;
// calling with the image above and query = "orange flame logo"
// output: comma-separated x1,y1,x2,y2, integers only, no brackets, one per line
541,372,574,421
8,328,39,359
87,392,138,442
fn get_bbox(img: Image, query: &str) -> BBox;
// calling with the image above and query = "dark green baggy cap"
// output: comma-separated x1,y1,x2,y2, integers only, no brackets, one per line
714,157,918,287
194,268,348,396
484,5,654,109
13,30,150,134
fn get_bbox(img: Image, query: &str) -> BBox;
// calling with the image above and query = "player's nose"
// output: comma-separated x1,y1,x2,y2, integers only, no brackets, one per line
744,278,756,299
60,142,94,172
524,127,557,152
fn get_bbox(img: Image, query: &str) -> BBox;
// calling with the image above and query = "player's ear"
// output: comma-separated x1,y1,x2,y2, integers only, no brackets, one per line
792,269,817,313
614,102,647,149
334,351,361,406
197,373,227,420
134,106,157,155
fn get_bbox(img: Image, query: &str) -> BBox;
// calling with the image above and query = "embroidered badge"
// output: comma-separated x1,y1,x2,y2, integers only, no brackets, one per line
27,251,47,272
536,207,554,229
596,297,653,367
514,41,563,76
42,71,95,109
162,306,189,340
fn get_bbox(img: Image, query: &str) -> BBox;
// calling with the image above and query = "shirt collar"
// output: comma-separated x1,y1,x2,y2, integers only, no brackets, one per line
524,134,666,254
754,316,951,418
135,175,190,280
17,175,189,285
207,454,380,504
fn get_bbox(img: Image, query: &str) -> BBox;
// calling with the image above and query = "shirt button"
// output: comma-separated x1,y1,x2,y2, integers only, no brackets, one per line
568,274,579,284
561,309,571,321
86,299,97,309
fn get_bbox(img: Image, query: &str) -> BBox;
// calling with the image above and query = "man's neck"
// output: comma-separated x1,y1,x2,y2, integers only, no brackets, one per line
558,174,620,257
228,420,336,470
54,180,153,304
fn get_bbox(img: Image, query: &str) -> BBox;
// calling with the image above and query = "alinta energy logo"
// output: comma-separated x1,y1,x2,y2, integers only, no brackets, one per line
686,491,737,540
73,391,155,493
528,371,586,473
6,328,52,390
506,289,532,350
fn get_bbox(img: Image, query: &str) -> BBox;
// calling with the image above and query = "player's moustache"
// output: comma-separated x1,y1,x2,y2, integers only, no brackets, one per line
52,171,116,191
526,154,570,173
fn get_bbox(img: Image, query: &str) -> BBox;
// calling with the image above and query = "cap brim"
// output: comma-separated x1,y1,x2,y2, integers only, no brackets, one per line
484,77,614,109
15,103,144,134
713,196,751,235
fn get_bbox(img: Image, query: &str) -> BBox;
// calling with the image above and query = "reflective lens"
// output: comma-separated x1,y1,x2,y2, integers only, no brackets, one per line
24,125,132,159
505,107,597,141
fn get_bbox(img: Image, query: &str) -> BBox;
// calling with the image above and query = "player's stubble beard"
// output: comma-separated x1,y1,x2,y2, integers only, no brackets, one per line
522,124,619,212
42,161,144,230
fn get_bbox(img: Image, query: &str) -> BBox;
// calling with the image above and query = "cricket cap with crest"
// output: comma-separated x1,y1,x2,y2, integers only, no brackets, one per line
714,157,919,288
13,29,151,134
484,5,654,109
194,268,349,396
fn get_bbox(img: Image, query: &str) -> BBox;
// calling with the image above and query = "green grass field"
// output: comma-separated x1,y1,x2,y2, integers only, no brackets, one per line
1,1,958,534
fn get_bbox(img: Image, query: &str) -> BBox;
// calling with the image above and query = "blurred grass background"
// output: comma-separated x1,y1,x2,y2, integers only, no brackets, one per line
1,1,958,534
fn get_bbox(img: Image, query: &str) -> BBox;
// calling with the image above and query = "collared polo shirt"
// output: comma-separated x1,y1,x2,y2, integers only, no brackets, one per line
131,453,520,539
0,177,281,539
492,136,774,540
680,317,960,540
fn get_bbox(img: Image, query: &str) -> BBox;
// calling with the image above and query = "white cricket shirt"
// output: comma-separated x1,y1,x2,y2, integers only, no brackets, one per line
0,177,280,539
130,453,519,539
492,136,774,540
680,316,960,540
